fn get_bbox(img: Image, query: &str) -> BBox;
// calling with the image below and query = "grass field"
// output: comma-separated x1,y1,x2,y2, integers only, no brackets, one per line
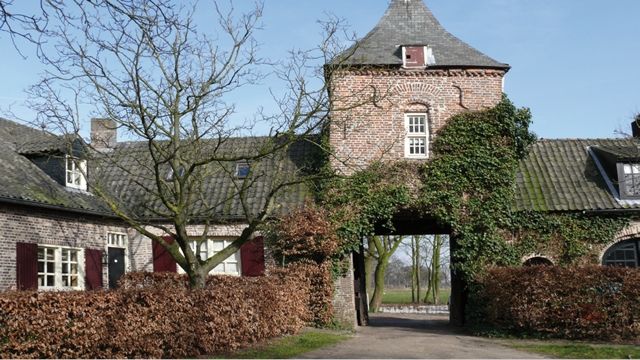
381,288,450,305
220,329,350,359
510,342,640,359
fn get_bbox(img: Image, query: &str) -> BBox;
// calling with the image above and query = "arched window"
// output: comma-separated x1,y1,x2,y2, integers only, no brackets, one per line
523,257,553,267
602,239,640,267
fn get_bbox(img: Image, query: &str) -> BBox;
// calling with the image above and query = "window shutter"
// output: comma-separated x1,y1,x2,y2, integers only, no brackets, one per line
404,46,425,67
85,248,103,290
240,236,265,277
16,243,38,290
153,236,177,273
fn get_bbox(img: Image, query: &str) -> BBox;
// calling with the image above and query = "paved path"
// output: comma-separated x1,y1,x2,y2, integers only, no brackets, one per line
301,313,545,359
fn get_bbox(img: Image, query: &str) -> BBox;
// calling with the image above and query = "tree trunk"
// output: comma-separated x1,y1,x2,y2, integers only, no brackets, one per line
410,236,416,303
365,237,375,295
187,266,208,289
415,235,421,303
369,254,390,313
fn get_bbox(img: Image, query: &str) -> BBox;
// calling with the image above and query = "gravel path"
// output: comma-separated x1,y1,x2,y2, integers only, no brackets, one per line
300,313,545,359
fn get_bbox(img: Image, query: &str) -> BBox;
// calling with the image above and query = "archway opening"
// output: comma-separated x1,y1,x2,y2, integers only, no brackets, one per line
523,256,553,267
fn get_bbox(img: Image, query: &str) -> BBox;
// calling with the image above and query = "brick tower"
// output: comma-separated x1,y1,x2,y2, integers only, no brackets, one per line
328,0,509,174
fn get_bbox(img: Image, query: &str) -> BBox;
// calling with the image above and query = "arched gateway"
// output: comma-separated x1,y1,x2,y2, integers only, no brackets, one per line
327,0,640,327
327,0,508,326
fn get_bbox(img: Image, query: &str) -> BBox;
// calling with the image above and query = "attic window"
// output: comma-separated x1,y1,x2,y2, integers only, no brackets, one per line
402,46,435,68
620,164,640,199
235,162,250,178
166,166,185,181
65,156,87,191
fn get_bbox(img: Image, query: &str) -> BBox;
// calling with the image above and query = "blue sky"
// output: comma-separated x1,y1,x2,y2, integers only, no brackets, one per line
0,0,639,139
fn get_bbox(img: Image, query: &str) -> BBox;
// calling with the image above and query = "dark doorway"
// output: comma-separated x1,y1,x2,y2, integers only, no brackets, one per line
108,247,125,289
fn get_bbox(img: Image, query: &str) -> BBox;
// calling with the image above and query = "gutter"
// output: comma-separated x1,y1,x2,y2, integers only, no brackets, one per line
0,196,117,219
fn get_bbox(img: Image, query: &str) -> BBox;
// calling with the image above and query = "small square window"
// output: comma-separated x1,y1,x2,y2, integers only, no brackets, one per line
235,162,250,178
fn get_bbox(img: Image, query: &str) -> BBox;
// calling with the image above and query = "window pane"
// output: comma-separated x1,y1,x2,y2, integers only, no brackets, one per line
47,275,54,286
46,262,54,273
226,263,238,274
62,263,68,274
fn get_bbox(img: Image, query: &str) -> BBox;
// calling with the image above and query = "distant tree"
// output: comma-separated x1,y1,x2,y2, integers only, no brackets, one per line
367,235,404,312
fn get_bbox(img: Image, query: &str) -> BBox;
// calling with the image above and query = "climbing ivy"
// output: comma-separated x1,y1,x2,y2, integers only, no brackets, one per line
319,95,632,284
319,161,417,254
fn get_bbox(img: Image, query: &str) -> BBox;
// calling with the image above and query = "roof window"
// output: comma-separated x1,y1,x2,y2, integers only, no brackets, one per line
235,162,250,179
402,45,435,68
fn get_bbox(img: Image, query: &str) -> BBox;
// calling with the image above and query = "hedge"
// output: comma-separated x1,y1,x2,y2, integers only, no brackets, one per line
471,266,640,341
0,270,312,358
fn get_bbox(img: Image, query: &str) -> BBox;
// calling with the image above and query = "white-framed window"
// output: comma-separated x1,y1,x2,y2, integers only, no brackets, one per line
622,164,640,198
404,113,429,159
65,156,87,190
37,246,84,290
179,238,241,276
107,232,127,248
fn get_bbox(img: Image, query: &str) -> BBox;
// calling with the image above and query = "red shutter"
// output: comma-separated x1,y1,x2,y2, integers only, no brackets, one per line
16,243,38,290
240,236,265,277
404,46,425,67
85,248,103,290
153,236,177,273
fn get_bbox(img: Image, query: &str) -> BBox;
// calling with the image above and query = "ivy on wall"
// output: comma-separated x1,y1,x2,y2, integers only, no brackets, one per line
316,95,632,283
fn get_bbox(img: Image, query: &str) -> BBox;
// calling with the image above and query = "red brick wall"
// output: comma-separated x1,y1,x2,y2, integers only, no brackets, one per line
329,68,506,174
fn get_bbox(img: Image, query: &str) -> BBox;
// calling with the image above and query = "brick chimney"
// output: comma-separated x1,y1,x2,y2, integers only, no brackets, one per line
633,114,640,138
90,118,117,151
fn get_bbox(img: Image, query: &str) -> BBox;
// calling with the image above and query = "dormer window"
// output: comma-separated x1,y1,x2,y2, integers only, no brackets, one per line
620,164,640,198
235,162,250,178
66,156,87,190
590,146,640,201
402,46,435,68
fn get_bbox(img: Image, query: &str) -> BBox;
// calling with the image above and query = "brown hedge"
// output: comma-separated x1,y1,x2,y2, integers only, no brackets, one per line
0,270,310,358
471,266,640,341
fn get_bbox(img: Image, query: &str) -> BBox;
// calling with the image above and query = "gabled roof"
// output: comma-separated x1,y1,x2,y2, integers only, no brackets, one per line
0,119,111,215
335,0,508,69
514,138,640,212
0,118,317,220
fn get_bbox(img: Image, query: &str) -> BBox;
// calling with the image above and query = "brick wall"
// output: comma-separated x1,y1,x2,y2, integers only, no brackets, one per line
0,202,127,290
329,68,505,174
332,256,357,329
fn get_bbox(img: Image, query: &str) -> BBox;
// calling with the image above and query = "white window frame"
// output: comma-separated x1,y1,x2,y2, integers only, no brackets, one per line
404,113,429,159
106,231,130,273
178,237,242,276
37,245,85,291
65,155,87,190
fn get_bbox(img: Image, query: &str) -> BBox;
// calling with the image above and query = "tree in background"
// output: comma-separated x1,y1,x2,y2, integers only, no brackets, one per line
366,235,404,312
424,234,448,304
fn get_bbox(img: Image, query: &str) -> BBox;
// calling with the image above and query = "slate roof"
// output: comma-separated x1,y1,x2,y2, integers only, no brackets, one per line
0,118,111,215
94,137,319,220
514,138,640,212
335,0,508,69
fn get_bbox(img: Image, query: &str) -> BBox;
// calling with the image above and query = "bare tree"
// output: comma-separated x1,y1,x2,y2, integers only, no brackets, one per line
22,0,371,288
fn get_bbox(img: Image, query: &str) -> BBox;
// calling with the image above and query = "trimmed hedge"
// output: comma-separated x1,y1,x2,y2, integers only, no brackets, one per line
471,266,640,341
0,270,311,358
